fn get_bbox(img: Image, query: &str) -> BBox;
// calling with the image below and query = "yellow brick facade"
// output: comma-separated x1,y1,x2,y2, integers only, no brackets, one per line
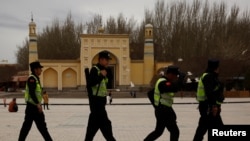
28,20,171,90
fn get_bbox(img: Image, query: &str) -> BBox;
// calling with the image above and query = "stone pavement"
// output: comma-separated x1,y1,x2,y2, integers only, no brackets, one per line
0,97,250,141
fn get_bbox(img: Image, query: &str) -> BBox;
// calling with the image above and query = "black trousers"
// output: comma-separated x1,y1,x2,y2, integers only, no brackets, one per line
85,96,116,141
43,103,49,110
18,103,53,141
193,102,223,141
144,106,179,141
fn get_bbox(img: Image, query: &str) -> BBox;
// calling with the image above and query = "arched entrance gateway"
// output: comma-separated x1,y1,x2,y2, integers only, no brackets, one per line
80,31,131,89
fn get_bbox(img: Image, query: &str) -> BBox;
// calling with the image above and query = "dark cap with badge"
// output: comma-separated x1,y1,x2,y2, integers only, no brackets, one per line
98,51,112,60
207,59,219,71
30,61,43,70
165,65,180,75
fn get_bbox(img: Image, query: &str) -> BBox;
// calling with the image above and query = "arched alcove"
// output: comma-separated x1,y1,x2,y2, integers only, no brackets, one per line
43,68,58,88
62,68,77,88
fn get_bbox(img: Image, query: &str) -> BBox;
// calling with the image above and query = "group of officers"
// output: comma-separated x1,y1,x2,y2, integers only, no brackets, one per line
18,50,224,141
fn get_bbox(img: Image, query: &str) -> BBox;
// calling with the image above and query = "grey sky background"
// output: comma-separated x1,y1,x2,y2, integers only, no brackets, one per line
0,0,249,63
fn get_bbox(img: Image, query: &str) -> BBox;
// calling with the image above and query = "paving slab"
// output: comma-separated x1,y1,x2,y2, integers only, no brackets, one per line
0,97,250,141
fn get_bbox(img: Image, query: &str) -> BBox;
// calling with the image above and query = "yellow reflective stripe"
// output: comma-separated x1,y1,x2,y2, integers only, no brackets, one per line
154,78,166,106
196,73,222,103
216,101,222,105
196,73,208,101
91,66,108,97
160,92,174,107
154,78,174,107
24,75,42,105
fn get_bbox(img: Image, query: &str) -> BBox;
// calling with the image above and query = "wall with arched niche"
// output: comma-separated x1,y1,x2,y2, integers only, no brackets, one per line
43,68,58,88
62,68,77,88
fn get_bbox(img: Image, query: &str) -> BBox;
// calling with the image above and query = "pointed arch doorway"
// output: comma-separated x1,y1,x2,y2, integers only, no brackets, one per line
80,33,130,87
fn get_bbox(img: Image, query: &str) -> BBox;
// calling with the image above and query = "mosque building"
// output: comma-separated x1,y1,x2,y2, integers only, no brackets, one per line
28,19,172,91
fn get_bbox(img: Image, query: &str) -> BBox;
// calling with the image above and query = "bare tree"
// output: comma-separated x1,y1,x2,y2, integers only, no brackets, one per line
86,14,103,34
106,16,117,34
16,12,82,70
16,38,29,70
0,65,18,84
145,0,250,89
37,12,81,60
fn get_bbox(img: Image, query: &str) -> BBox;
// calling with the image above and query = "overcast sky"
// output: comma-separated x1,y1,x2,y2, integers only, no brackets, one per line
0,0,249,63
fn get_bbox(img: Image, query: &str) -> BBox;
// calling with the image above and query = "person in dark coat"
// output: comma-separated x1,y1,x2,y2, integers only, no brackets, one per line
18,61,53,141
85,51,116,141
193,59,224,141
144,66,183,141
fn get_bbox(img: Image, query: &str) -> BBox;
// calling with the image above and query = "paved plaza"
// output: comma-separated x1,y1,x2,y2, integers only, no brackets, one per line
1,97,250,141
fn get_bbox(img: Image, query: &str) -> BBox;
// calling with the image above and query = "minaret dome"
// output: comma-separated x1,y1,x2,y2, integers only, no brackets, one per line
29,16,36,36
145,24,153,39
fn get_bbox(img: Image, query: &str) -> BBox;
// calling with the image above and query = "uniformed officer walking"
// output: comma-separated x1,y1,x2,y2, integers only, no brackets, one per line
18,61,53,141
85,51,116,141
144,66,182,141
193,59,224,141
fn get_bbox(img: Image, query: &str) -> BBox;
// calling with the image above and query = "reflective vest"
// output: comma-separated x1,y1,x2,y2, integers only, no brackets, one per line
91,66,108,97
24,75,42,105
154,78,174,107
196,73,221,104
196,73,208,101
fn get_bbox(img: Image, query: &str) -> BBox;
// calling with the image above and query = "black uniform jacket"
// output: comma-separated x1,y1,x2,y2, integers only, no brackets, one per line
202,71,223,106
89,63,107,89
88,63,110,112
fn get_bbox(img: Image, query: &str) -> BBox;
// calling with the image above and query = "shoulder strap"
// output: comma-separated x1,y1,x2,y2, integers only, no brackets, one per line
29,74,38,81
95,83,101,96
93,66,101,96
29,75,41,86
84,68,92,96
201,73,208,81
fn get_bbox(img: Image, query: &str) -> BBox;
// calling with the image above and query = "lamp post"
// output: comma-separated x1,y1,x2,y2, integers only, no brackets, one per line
177,58,184,98
177,58,183,72
177,58,183,62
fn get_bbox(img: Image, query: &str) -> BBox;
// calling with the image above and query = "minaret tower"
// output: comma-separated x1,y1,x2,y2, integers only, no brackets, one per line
28,15,38,65
143,24,154,85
